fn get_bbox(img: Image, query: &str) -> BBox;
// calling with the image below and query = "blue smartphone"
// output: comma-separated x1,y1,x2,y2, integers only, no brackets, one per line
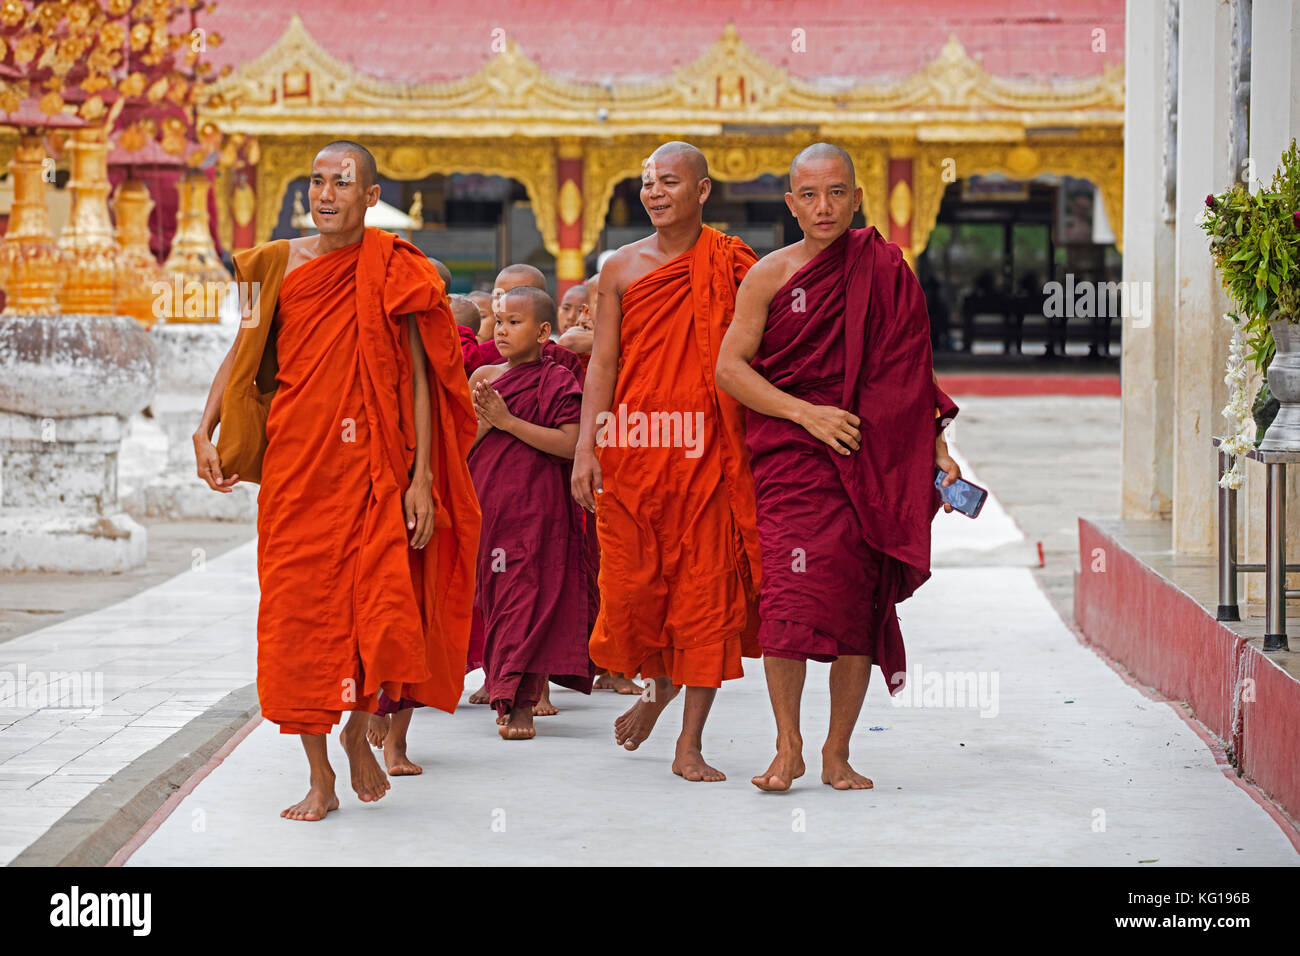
934,468,988,518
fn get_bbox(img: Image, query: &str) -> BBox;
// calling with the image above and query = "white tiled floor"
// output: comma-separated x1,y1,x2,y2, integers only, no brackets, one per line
0,540,258,865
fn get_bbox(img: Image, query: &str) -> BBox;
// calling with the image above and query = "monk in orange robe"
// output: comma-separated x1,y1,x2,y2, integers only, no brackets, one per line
716,143,960,792
572,141,761,782
194,142,478,820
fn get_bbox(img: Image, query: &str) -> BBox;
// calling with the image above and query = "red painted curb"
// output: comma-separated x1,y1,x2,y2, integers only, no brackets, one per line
107,714,263,867
1073,518,1300,849
938,373,1120,397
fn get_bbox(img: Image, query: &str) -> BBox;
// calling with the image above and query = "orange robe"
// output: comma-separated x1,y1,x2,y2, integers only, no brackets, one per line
589,225,761,687
250,228,479,734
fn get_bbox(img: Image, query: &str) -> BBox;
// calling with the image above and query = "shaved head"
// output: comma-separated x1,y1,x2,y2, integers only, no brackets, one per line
429,257,452,288
495,263,547,292
503,286,557,330
789,143,855,190
447,294,481,330
317,140,378,189
647,141,708,183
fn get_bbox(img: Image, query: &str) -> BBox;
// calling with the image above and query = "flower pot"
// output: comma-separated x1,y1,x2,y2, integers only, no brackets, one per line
1261,320,1300,450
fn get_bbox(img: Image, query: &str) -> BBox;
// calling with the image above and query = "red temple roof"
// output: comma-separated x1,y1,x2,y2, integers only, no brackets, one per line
201,0,1124,87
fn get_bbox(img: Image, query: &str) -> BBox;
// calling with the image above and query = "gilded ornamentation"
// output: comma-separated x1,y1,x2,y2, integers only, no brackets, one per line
201,19,1122,135
0,133,62,314
232,179,255,228
113,177,166,327
162,171,232,322
911,138,1125,255
558,178,582,227
57,126,118,315
202,17,1124,259
889,179,913,229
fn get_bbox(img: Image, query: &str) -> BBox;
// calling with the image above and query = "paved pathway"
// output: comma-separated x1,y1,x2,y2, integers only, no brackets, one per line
2,431,1295,865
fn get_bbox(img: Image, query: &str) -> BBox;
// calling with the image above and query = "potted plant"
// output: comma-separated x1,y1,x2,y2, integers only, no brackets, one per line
1201,139,1300,485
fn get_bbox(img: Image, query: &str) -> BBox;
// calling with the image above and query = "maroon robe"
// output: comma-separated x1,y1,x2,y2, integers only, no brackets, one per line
745,227,957,692
460,325,486,376
471,355,595,714
478,339,583,385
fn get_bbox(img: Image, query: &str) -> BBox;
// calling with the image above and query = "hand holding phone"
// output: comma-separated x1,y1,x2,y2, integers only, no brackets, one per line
934,467,988,518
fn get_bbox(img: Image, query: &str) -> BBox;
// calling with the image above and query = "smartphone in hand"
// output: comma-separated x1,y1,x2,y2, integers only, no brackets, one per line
934,467,988,519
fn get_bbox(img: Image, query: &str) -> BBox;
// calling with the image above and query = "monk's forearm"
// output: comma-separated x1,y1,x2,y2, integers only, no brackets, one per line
408,317,433,481
716,360,813,427
502,418,577,459
411,384,432,481
576,357,617,453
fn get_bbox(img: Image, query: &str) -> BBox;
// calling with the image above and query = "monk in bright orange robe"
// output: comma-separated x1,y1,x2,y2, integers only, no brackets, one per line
195,143,478,820
573,142,760,782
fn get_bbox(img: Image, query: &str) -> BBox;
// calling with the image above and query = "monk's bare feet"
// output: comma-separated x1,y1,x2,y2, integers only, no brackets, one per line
613,679,677,751
533,682,558,717
280,776,339,822
595,672,643,695
468,683,489,704
752,744,805,792
340,718,390,803
672,740,726,782
382,735,422,776
821,749,873,790
499,706,535,740
366,713,390,749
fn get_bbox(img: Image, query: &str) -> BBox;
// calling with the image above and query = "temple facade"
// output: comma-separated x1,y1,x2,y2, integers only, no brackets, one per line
185,3,1125,297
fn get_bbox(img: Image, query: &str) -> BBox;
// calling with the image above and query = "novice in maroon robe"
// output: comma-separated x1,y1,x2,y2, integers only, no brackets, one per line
470,353,595,723
744,227,957,691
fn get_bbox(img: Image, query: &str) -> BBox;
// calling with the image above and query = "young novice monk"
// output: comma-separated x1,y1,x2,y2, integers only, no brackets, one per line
468,266,583,713
468,286,596,739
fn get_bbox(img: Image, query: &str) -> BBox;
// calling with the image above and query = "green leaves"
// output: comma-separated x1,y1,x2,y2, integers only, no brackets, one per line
1202,138,1300,372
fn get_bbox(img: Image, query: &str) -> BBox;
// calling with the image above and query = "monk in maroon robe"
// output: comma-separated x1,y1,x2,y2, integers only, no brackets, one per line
467,265,584,713
468,286,595,739
716,143,960,792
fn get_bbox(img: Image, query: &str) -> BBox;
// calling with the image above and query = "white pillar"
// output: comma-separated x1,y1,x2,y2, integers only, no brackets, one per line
1121,0,1177,519
1243,0,1300,603
1172,0,1235,555
1250,0,1300,176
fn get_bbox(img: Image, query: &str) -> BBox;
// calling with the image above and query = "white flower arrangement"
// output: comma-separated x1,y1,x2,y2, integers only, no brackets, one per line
1219,315,1256,489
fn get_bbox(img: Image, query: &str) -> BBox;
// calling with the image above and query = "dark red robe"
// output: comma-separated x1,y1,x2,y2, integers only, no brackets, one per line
745,227,957,692
470,355,595,715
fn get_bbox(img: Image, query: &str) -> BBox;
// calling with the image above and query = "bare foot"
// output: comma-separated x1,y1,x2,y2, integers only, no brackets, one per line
280,777,339,821
468,683,489,704
821,751,873,790
613,679,677,750
366,713,391,749
382,732,423,775
533,682,558,717
595,672,643,695
340,718,391,803
752,745,806,792
499,706,535,740
672,741,726,782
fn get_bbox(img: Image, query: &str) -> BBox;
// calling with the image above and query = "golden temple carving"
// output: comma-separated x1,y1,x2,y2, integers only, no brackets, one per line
199,17,1124,257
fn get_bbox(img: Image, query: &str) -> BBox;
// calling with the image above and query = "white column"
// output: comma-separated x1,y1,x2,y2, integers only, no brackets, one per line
1172,0,1235,555
1243,0,1300,603
1250,0,1300,174
1121,0,1176,519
